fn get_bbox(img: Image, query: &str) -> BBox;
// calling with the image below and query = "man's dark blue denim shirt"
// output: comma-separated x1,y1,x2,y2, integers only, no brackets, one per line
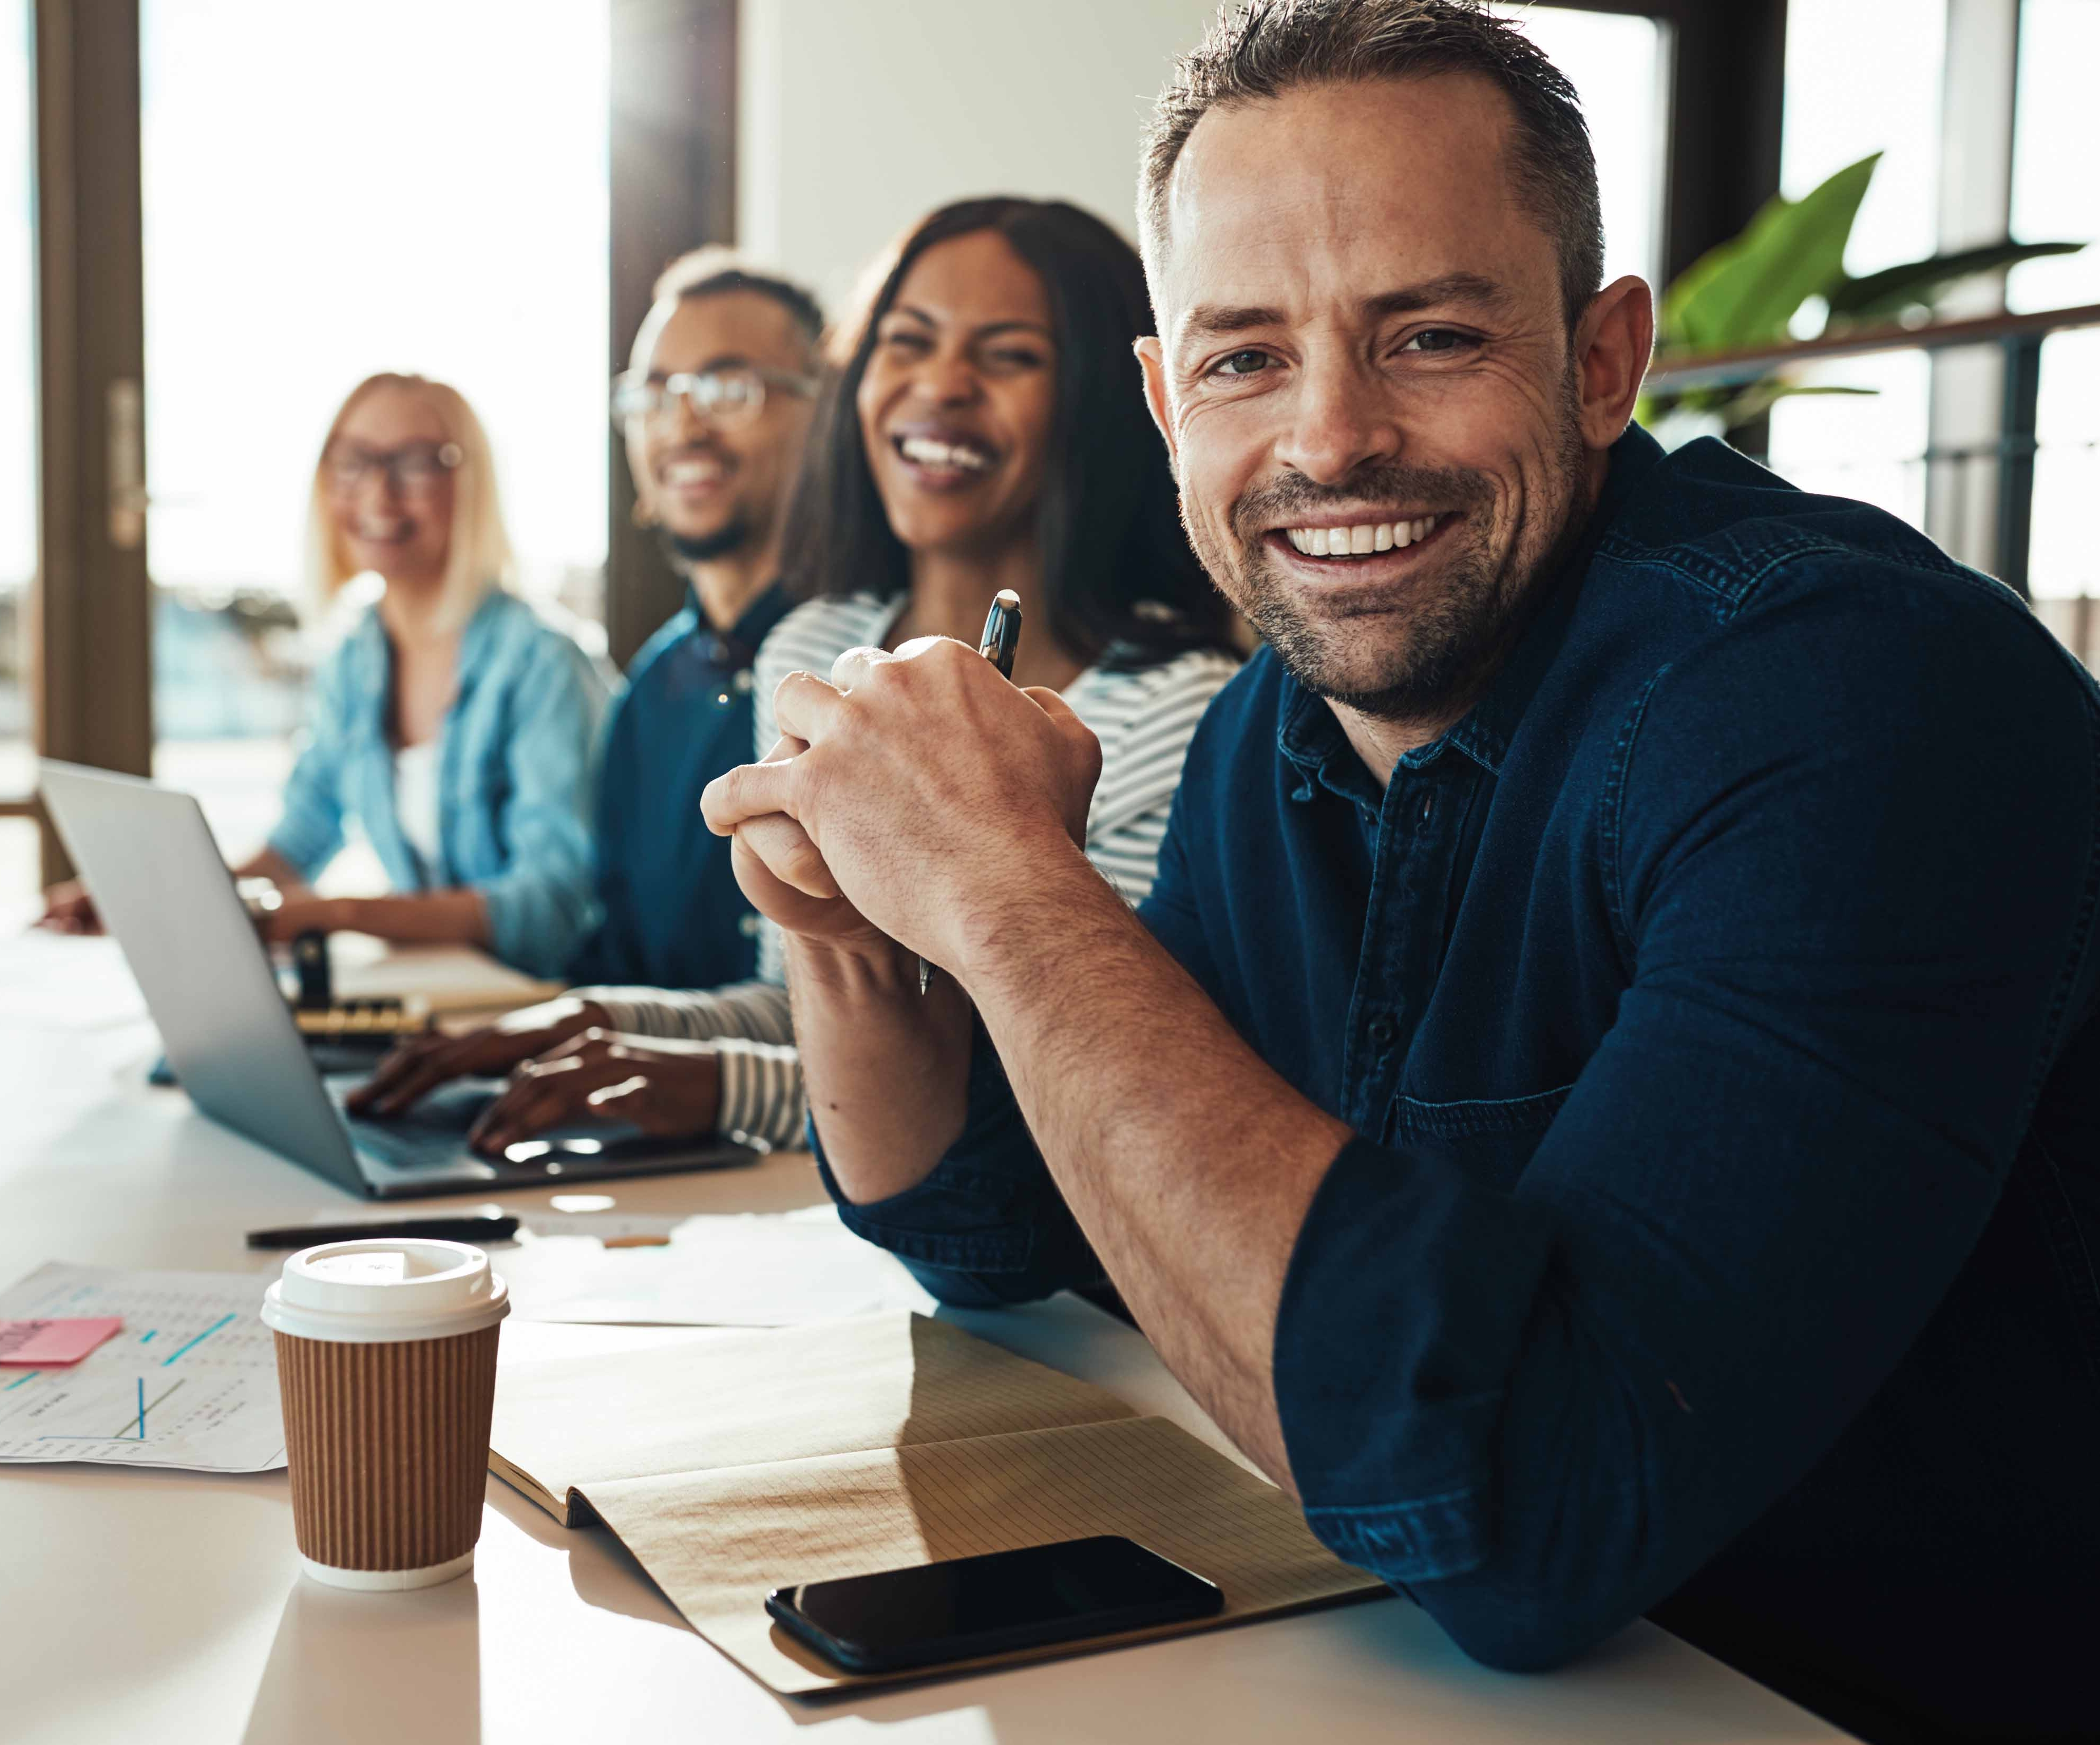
568,584,792,988
819,427,2100,1740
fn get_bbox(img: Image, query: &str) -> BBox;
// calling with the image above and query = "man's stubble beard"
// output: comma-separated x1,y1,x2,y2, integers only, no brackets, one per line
1191,371,1590,725
660,514,754,567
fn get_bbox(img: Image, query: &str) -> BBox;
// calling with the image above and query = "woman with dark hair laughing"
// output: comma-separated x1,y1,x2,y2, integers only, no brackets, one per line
368,197,1243,1154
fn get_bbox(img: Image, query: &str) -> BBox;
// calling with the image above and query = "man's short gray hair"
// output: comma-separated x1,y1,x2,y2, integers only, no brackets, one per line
1139,0,1605,327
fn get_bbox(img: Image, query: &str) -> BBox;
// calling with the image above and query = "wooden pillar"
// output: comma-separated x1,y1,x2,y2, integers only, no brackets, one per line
30,0,150,882
605,0,739,671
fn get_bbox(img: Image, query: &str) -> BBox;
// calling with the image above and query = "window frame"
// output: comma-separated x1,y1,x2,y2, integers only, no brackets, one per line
10,0,150,884
11,0,737,881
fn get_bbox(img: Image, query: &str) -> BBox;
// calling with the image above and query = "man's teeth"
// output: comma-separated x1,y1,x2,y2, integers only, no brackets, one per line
1285,515,1442,557
664,458,727,487
898,435,993,472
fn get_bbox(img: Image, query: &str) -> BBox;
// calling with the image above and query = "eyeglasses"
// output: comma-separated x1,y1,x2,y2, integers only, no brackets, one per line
323,441,464,495
611,365,819,430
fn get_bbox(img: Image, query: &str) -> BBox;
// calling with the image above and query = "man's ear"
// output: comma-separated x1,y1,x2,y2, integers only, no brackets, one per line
1134,336,1180,473
1573,275,1655,450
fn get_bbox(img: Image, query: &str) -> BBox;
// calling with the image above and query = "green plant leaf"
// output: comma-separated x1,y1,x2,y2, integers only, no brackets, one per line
1826,239,2088,325
1661,152,1881,352
1716,379,1877,432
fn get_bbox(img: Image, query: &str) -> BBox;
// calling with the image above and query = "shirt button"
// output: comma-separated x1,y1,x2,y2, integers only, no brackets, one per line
733,670,755,695
739,914,761,938
1366,1012,1399,1050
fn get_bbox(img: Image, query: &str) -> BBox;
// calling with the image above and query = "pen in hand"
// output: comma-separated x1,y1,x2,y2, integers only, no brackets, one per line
919,589,1023,995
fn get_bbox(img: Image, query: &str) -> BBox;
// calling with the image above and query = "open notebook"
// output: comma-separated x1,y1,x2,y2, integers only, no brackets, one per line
489,1313,1385,1693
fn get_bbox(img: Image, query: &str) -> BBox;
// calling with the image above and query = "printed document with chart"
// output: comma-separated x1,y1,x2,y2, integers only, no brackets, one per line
0,1263,286,1472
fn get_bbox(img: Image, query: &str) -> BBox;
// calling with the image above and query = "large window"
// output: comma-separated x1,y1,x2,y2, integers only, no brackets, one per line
1,0,32,913
1489,4,1669,291
2009,0,2100,605
1764,0,1948,527
139,0,611,863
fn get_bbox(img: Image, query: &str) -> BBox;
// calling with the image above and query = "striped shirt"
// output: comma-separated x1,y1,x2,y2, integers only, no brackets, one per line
576,592,1239,1148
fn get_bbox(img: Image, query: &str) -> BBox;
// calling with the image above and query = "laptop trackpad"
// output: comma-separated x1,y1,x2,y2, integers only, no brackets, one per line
335,1074,658,1156
387,1077,501,1132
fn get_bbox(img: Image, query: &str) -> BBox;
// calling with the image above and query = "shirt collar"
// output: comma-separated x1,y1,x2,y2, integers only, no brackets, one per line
1275,423,1662,796
450,587,515,709
692,580,793,671
725,581,793,667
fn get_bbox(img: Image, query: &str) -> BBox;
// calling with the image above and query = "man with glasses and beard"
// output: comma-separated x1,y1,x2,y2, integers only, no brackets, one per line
351,252,822,1113
701,4,2100,1740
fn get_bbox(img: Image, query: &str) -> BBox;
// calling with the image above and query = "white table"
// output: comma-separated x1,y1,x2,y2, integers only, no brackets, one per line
0,935,1850,1744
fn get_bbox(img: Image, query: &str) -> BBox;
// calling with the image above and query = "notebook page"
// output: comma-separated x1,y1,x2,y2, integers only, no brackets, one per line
489,1313,1136,1521
583,1414,1384,1693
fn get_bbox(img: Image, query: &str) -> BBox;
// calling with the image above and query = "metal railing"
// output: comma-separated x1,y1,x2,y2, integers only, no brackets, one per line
1644,301,2100,603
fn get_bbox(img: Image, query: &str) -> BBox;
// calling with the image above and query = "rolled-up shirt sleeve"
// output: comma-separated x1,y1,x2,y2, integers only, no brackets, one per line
266,645,352,880
818,1009,1106,1305
473,638,607,979
1272,593,2097,1670
816,717,1228,1305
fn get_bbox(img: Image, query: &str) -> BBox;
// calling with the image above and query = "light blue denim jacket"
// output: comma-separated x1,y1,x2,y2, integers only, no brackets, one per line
266,589,607,978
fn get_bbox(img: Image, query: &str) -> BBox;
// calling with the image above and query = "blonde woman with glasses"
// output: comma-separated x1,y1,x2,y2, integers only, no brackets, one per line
40,372,607,978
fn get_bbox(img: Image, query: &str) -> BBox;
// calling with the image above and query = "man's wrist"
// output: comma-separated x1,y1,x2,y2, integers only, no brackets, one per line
786,931,920,999
951,836,1127,988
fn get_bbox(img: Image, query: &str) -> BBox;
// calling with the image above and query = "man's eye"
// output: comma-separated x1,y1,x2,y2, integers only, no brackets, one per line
1211,350,1273,378
1401,329,1474,356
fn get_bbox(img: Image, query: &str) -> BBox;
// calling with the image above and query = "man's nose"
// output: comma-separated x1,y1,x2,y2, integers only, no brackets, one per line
1274,354,1401,486
666,390,709,442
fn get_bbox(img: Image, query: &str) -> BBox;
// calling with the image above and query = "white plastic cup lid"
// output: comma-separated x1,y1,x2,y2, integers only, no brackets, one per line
261,1239,509,1344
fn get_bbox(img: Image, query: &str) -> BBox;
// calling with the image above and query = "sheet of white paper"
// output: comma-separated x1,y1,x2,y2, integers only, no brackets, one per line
0,1263,286,1472
498,1207,936,1327
327,936,560,1013
514,1210,687,1243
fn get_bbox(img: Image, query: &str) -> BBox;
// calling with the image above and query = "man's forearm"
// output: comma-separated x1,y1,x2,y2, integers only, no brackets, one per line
235,847,307,890
955,848,1354,1491
318,890,492,947
787,934,974,1202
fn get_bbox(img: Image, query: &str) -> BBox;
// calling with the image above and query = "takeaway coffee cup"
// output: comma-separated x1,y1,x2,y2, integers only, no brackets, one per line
261,1238,509,1590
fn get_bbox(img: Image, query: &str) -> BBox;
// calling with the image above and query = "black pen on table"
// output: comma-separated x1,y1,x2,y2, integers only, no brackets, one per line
919,589,1023,995
246,1213,519,1251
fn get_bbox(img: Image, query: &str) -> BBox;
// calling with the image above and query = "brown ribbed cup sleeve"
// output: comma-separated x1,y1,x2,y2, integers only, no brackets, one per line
274,1323,501,1573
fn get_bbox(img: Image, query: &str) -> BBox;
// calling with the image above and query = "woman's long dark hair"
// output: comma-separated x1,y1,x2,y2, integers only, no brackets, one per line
780,196,1237,668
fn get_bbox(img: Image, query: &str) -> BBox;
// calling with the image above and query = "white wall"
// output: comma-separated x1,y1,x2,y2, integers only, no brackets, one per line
737,0,1219,316
738,2,1675,323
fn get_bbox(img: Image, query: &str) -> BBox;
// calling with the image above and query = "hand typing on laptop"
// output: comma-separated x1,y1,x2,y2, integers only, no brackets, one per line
348,995,613,1117
461,1031,722,1155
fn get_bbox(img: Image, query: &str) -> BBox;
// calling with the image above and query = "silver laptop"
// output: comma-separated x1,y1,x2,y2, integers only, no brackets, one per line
40,760,758,1198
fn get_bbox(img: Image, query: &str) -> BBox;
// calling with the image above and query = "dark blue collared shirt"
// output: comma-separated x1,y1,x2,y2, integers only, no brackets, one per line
821,428,2100,1740
567,584,793,988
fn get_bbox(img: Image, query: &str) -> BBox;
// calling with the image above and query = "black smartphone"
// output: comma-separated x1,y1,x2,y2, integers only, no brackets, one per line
764,1535,1224,1673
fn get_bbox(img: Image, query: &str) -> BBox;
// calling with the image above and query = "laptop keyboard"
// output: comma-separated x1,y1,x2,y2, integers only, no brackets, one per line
348,1118,478,1172
328,1079,498,1171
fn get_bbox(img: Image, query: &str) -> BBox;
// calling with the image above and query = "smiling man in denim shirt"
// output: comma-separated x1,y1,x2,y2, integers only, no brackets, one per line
704,5,2100,1739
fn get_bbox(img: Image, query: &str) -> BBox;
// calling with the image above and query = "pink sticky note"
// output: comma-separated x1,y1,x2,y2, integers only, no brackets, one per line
0,1317,126,1366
